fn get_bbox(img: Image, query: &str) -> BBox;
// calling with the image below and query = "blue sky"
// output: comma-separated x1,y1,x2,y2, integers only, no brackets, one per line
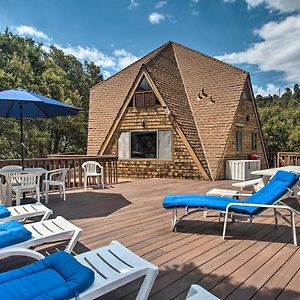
1,0,300,95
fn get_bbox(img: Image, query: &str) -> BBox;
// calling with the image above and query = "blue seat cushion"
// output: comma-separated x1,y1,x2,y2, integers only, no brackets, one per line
0,204,10,218
0,251,95,299
163,171,299,216
163,194,248,213
243,170,299,215
0,221,32,248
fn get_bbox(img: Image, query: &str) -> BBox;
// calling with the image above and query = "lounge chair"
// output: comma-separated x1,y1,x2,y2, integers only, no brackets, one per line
0,202,52,223
0,240,158,299
186,284,219,299
163,170,299,245
0,216,82,257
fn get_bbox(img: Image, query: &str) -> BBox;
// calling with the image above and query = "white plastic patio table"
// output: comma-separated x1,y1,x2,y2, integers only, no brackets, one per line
251,166,300,197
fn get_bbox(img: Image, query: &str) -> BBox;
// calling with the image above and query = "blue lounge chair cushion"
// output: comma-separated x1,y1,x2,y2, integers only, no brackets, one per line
0,251,95,299
0,221,32,248
0,204,10,218
163,171,299,216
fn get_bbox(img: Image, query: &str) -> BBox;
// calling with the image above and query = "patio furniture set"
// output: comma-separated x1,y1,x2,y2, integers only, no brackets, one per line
0,161,105,207
0,165,298,299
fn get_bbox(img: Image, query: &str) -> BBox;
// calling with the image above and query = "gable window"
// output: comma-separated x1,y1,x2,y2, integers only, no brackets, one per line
118,130,172,160
130,76,159,107
251,131,257,151
235,127,243,152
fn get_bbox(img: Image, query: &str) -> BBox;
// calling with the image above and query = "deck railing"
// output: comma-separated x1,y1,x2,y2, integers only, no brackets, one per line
0,155,118,188
276,152,300,167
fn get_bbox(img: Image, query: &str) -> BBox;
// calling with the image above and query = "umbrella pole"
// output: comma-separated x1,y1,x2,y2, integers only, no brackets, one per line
19,102,24,170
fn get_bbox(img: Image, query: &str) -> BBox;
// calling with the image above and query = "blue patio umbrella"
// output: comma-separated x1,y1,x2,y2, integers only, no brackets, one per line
0,88,80,167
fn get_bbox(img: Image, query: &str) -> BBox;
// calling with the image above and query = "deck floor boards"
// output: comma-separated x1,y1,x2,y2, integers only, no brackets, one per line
1,178,300,299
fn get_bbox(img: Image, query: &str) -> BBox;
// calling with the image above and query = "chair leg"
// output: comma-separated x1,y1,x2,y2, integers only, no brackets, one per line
65,229,82,253
36,187,40,203
291,211,297,246
102,174,105,189
84,175,87,191
41,210,52,221
45,184,49,204
136,269,158,300
222,211,229,240
274,208,278,228
172,209,177,232
62,184,66,201
61,186,63,198
16,190,21,206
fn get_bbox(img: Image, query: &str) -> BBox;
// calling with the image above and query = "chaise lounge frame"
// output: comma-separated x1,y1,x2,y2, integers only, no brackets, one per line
170,188,299,246
0,240,158,300
0,203,52,223
0,216,82,257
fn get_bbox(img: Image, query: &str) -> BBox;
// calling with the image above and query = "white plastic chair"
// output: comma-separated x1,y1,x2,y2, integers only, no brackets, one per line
42,168,69,204
11,173,42,206
0,166,23,206
82,161,104,190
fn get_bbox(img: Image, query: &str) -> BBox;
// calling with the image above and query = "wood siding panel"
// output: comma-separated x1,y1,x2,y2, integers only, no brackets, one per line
104,106,205,179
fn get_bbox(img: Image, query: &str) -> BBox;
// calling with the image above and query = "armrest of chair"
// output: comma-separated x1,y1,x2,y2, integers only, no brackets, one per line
232,178,262,188
0,248,45,260
46,169,68,181
225,202,294,214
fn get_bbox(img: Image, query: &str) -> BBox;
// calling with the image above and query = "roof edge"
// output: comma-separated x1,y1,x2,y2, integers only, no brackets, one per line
90,41,171,91
170,41,249,75
171,42,213,180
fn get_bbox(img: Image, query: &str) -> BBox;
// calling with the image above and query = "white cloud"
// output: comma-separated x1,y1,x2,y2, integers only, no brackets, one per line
113,49,140,69
56,45,115,68
54,44,139,78
224,0,300,13
253,83,281,96
191,10,199,16
245,0,300,12
155,1,167,9
191,0,199,3
15,25,50,40
149,12,165,24
216,15,300,83
128,0,139,10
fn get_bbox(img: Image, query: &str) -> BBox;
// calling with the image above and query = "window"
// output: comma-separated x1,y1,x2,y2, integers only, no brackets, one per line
129,76,159,107
251,131,257,151
131,131,157,158
235,128,243,152
118,130,172,160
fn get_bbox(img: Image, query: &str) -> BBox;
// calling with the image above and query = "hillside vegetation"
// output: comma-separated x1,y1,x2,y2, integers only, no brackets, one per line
0,30,102,159
0,30,299,160
256,86,300,153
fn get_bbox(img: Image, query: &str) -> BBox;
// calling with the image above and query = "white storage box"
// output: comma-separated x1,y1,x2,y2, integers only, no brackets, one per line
226,160,261,180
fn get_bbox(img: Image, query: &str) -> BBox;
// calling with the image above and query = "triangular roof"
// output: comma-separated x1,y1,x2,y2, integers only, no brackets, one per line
88,41,248,179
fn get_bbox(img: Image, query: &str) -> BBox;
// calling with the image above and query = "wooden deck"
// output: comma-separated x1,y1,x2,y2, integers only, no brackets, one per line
2,178,300,299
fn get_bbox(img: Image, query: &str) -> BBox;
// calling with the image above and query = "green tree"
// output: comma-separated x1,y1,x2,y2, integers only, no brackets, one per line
256,85,300,153
0,30,102,159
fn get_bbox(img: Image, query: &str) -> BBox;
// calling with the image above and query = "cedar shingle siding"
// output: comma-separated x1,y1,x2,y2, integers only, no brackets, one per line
88,41,267,180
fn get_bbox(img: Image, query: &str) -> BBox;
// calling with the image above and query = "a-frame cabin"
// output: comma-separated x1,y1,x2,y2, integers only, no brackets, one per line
88,41,267,180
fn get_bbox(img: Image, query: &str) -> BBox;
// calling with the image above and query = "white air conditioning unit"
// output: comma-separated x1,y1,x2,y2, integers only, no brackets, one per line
226,160,261,180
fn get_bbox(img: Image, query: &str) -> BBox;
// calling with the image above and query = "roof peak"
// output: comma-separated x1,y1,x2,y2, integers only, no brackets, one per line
169,41,248,75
